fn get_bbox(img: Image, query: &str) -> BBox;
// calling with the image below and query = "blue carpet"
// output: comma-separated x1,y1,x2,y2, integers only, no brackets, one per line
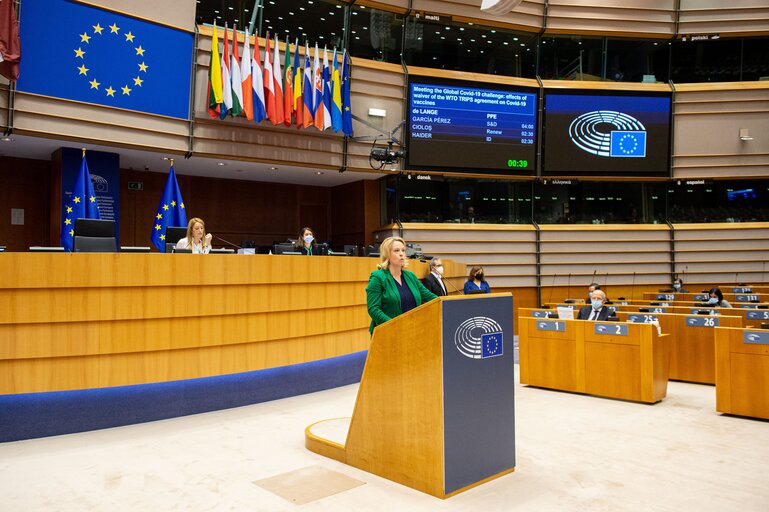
0,350,368,443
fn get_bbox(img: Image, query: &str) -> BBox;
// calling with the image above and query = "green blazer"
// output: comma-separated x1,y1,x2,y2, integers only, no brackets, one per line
366,267,438,334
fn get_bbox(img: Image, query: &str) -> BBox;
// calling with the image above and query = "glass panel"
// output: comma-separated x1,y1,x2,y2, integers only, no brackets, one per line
742,37,769,81
534,181,660,224
402,17,537,78
606,38,670,83
671,38,741,83
347,4,403,64
538,35,604,80
668,180,769,223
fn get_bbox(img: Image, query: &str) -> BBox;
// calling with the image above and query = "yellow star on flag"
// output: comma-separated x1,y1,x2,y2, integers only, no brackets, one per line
121,85,132,95
160,234,166,241
69,229,75,236
80,32,91,43
163,204,169,211
133,76,144,86
138,62,148,72
105,86,116,97
89,78,100,89
64,218,71,225
180,203,185,209
66,206,73,213
156,213,163,220
171,200,176,207
74,47,85,58
135,46,145,56
155,224,161,231
78,64,89,76
125,32,135,42
73,196,81,203
89,196,97,203
93,23,104,34
109,23,120,34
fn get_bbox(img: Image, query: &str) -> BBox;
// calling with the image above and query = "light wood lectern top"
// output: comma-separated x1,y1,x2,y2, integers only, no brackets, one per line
305,293,515,499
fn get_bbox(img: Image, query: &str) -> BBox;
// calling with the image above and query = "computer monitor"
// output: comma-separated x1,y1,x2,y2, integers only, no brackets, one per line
73,218,117,253
165,226,188,247
274,244,300,255
171,247,192,254
343,245,359,257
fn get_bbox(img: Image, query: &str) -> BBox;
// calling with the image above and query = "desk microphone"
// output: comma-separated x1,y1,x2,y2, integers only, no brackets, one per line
214,234,242,250
630,271,636,302
566,272,572,302
546,272,557,308
442,275,462,295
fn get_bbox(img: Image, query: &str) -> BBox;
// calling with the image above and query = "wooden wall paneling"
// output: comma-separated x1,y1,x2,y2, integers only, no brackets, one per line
0,156,51,251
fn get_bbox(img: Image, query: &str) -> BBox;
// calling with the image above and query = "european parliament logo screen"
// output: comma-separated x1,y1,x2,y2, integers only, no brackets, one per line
542,92,671,177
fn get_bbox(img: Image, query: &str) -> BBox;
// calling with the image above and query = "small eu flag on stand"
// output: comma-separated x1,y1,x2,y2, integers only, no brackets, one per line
61,149,101,252
151,161,187,252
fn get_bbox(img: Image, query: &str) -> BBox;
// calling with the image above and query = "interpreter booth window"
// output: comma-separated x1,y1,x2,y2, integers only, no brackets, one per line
538,35,604,81
196,0,257,28
667,179,769,223
605,38,670,83
402,16,537,78
742,38,769,81
670,38,741,83
533,181,664,224
347,4,403,64
388,175,533,224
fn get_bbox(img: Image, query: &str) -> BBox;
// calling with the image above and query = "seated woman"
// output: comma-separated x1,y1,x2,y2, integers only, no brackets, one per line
366,236,438,334
464,266,491,294
706,287,732,308
294,226,322,256
175,217,212,254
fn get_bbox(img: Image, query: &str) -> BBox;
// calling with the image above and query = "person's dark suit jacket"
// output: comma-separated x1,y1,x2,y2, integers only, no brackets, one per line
577,305,613,321
422,272,447,297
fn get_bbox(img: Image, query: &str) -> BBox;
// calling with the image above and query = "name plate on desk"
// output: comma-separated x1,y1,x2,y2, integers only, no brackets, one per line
536,320,566,332
744,331,769,345
646,307,667,313
733,287,752,294
594,323,628,336
656,294,675,301
736,295,759,302
694,294,709,301
746,310,769,320
686,316,719,327
741,304,759,309
690,308,717,315
628,314,658,323
615,301,630,306
531,310,550,318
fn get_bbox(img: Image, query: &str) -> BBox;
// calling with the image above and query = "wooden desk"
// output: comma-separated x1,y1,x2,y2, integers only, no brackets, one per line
715,327,769,420
519,317,669,403
0,253,464,394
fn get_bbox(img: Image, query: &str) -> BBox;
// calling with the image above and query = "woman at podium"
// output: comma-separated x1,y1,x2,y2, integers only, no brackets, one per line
366,236,438,334
175,217,212,254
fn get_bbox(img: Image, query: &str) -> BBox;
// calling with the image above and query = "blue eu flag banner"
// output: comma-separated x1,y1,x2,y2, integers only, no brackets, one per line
151,165,187,252
481,332,504,358
16,0,193,120
341,50,353,136
610,131,647,157
61,152,101,252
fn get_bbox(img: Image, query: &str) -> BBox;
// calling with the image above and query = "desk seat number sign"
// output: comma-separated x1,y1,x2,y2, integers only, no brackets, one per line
628,314,658,323
746,310,769,320
686,316,719,327
744,331,769,345
536,320,566,332
594,323,628,336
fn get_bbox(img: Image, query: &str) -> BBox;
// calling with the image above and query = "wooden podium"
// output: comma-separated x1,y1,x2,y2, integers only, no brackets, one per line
715,327,769,420
305,293,515,499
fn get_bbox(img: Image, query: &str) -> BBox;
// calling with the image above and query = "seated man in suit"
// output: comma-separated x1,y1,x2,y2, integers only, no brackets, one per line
422,258,448,297
578,289,612,321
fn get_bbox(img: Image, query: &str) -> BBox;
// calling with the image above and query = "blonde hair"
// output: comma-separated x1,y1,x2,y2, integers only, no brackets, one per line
377,236,408,270
186,217,207,248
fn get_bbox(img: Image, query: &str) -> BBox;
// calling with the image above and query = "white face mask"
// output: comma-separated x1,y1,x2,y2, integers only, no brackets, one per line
303,235,314,244
435,265,444,275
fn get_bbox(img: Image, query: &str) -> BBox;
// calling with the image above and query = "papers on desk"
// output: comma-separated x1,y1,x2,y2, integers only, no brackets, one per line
557,306,575,320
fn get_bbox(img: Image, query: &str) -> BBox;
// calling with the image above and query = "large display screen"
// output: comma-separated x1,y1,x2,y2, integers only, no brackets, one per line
405,77,538,176
542,91,671,177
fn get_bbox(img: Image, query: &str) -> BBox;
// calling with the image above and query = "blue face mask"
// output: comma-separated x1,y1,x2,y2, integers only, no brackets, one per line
707,297,719,305
673,284,681,290
591,299,603,310
303,235,314,244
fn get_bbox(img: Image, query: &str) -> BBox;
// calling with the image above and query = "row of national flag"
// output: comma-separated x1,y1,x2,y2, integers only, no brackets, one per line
207,23,353,136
